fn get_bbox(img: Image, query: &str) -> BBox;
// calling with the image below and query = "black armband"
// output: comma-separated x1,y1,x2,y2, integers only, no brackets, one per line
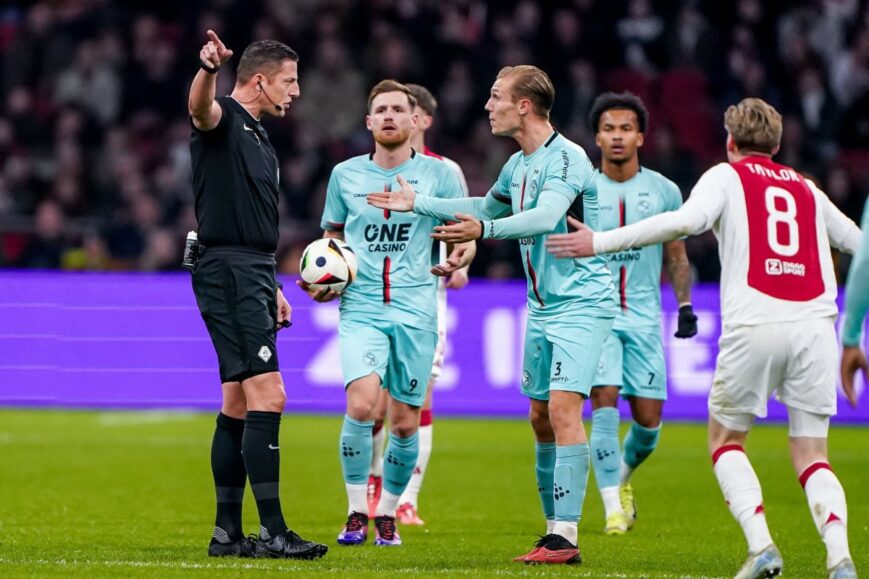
200,61,219,74
479,221,485,240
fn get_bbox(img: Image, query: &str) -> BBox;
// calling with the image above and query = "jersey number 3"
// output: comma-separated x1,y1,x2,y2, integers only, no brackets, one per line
736,163,824,302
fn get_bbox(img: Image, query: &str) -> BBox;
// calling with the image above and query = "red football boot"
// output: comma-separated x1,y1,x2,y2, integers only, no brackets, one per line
521,534,581,565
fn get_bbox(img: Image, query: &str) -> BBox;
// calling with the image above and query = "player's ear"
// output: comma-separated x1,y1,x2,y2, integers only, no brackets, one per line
365,114,372,131
636,132,644,148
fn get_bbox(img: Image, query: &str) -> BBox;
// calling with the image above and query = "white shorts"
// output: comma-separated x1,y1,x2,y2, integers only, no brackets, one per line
708,317,838,427
430,278,447,380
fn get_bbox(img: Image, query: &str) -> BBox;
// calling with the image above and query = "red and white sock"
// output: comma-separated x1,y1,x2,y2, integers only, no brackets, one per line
370,421,386,478
398,409,433,507
800,462,851,568
712,445,773,554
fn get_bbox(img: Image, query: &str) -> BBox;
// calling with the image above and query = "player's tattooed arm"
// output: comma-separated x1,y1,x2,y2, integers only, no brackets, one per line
666,239,698,339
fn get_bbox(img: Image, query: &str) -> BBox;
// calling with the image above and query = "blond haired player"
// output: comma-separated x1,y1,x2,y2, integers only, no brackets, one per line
547,98,861,579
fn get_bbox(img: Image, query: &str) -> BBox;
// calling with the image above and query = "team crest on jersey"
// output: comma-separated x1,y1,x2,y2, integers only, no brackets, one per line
363,352,378,367
637,199,653,215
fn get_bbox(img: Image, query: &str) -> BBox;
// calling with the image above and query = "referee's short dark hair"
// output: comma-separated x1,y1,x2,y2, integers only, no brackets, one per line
588,91,649,133
237,40,298,84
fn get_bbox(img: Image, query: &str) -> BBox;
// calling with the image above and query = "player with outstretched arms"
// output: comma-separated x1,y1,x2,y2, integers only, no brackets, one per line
300,80,475,548
369,65,617,565
366,84,471,526
585,92,697,536
546,98,862,579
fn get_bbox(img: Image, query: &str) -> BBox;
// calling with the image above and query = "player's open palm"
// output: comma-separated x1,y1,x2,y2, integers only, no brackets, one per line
367,174,416,212
200,29,233,69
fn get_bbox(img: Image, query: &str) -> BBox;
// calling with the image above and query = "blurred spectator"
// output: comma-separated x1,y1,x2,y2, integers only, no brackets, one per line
0,0,865,280
617,0,666,73
61,229,110,271
16,199,67,269
54,39,121,125
294,38,367,142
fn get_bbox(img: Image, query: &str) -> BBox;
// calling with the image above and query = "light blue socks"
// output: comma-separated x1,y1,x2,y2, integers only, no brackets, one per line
382,431,419,496
339,415,374,484
623,421,661,469
535,441,556,521
590,407,622,489
553,443,590,522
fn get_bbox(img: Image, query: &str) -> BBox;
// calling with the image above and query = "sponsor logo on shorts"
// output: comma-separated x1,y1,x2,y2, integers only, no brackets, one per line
765,258,805,277
363,352,378,367
258,346,272,363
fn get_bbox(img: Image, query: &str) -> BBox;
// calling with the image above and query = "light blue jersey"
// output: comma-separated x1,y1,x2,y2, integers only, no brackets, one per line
321,150,464,333
413,131,617,398
488,132,616,319
596,167,683,330
842,199,869,347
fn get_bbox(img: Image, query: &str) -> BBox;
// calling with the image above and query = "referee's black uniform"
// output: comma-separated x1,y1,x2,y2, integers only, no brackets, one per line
190,95,282,383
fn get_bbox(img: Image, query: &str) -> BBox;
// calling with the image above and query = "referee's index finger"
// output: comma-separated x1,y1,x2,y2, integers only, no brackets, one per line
206,29,223,48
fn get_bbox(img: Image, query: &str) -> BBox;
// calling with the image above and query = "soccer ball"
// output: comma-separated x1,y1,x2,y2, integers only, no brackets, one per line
299,238,358,293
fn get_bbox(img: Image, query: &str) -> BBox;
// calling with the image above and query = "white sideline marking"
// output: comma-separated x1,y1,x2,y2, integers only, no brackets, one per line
0,558,727,577
97,411,198,426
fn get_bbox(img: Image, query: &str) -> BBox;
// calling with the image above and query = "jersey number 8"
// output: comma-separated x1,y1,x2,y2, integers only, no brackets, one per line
765,186,799,257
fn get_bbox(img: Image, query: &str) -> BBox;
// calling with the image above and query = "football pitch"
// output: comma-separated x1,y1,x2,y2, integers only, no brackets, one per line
0,410,866,578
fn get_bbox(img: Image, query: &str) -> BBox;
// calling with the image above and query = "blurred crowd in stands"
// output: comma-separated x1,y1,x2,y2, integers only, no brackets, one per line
0,0,867,281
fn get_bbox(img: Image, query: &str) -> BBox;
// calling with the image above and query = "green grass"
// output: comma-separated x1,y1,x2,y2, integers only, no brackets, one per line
0,410,866,577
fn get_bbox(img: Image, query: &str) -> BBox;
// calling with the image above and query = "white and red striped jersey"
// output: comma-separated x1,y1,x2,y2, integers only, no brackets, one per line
424,146,469,271
593,155,862,327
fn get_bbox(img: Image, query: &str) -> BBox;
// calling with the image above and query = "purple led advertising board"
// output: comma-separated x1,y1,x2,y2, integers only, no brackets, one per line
0,271,866,422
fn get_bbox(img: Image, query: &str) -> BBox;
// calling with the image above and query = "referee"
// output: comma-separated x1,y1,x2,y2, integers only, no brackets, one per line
188,29,326,560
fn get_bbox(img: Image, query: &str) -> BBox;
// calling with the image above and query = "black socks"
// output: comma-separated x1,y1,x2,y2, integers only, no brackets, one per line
242,411,288,539
211,413,246,541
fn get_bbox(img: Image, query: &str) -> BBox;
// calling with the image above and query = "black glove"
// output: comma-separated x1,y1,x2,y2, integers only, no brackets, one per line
674,304,698,338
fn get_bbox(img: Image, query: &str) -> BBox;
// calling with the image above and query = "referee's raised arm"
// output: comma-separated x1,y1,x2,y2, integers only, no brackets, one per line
189,29,233,131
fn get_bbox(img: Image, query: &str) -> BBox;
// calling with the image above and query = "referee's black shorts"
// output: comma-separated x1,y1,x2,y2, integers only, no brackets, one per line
191,247,279,383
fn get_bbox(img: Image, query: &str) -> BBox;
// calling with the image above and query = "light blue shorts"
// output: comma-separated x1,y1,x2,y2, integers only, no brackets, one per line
593,326,667,400
521,314,614,401
338,317,437,407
